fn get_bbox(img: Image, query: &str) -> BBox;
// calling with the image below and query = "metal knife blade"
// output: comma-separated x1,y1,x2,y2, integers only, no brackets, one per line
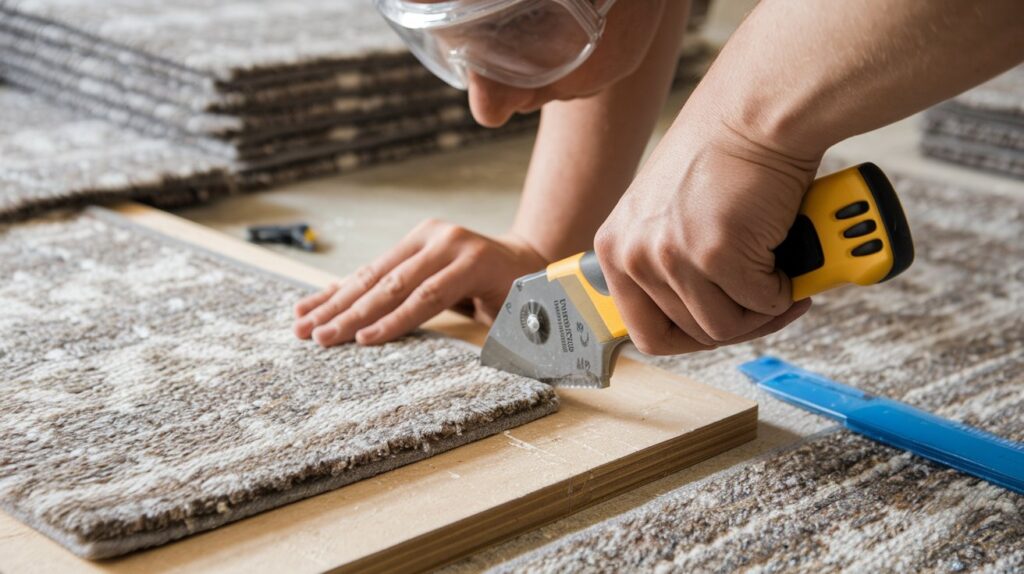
479,270,626,388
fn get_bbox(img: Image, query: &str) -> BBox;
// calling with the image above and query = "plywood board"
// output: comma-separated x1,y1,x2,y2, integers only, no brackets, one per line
0,203,757,573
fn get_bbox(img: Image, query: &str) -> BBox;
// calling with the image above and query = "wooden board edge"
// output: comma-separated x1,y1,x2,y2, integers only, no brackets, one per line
342,406,758,573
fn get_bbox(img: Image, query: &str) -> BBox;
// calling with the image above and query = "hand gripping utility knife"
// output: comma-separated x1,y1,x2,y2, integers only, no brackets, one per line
480,163,915,388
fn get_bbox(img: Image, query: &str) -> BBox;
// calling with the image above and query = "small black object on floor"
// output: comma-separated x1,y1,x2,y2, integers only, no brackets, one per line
246,223,317,252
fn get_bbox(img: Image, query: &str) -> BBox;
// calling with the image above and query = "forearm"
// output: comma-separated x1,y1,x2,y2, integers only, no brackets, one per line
510,0,691,262
690,0,1024,158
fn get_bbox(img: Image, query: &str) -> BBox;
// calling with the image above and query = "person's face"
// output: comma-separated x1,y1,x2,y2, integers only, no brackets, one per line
443,1,667,127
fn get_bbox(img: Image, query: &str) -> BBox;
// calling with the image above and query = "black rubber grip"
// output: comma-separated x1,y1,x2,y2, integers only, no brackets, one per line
774,214,826,278
856,163,914,281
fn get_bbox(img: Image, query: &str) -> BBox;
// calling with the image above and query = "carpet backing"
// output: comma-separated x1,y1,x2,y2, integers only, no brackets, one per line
0,208,559,559
491,172,1024,572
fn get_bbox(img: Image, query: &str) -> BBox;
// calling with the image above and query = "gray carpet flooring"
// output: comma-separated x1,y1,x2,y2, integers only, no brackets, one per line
0,0,547,193
0,0,711,194
0,0,715,219
922,66,1024,179
0,82,543,220
490,172,1024,572
0,86,233,220
0,207,559,559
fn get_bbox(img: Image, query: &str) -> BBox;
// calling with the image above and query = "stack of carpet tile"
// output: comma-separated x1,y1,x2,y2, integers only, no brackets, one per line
0,0,520,191
922,65,1024,179
0,0,712,204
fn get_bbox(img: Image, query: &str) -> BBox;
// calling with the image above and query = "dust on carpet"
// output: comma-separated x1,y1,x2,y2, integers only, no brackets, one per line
491,172,1024,573
0,209,558,559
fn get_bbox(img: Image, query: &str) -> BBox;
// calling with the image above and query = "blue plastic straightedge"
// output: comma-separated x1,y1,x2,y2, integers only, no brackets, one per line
740,356,1024,495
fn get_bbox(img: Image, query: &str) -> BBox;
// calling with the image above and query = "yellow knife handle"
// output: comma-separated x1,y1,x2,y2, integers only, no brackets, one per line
546,163,914,341
777,162,914,299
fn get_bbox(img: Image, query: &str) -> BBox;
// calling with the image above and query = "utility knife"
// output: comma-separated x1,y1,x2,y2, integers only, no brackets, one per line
480,163,915,388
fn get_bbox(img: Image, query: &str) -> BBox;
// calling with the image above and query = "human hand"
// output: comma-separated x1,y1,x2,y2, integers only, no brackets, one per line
594,115,819,355
293,219,548,347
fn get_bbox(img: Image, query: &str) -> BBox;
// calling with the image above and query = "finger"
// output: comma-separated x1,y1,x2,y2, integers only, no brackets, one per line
636,279,718,348
296,239,425,339
312,248,454,347
721,298,812,345
355,260,475,345
618,258,720,348
604,268,709,356
294,283,339,319
718,260,795,317
695,239,796,316
669,271,776,343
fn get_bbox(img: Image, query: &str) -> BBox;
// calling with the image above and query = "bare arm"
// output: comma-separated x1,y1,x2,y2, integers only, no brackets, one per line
293,3,691,347
596,0,1024,355
707,0,1024,157
511,0,691,261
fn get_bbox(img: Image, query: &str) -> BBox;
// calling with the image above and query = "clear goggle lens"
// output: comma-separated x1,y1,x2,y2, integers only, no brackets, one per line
376,0,614,90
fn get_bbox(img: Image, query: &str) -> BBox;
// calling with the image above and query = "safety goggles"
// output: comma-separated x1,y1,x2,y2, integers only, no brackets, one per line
374,0,617,90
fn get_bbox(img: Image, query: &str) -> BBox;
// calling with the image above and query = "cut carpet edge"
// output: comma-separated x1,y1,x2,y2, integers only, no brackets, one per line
4,400,560,560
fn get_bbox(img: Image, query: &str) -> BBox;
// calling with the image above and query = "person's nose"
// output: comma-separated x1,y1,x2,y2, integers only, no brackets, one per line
466,72,536,128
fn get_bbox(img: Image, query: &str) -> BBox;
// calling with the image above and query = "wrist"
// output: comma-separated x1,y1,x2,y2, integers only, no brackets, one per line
683,71,833,166
508,214,598,264
500,230,553,269
667,94,821,204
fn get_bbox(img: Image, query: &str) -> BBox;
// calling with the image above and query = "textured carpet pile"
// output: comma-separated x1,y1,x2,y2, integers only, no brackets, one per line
490,172,1024,572
922,65,1024,178
0,208,559,559
0,87,234,220
0,0,711,216
0,0,532,185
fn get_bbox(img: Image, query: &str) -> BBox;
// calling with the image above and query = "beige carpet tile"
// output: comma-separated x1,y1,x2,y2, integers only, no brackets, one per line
0,16,434,113
923,106,1024,153
921,134,1024,180
921,66,1024,179
0,82,540,220
0,86,232,221
0,0,408,83
0,57,464,139
0,208,558,559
